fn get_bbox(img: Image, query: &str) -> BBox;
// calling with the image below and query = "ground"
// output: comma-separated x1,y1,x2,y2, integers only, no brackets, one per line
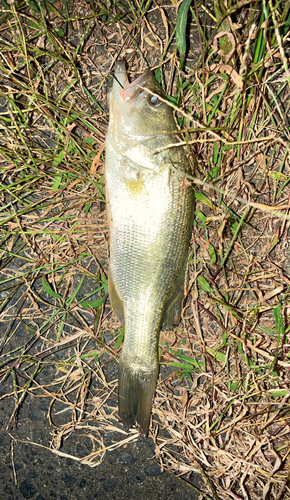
1,0,290,499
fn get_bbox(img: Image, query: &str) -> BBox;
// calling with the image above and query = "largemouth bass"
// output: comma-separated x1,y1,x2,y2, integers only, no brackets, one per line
105,61,193,434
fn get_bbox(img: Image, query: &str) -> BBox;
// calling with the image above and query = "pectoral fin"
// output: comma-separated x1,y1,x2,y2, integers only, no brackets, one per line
108,267,124,324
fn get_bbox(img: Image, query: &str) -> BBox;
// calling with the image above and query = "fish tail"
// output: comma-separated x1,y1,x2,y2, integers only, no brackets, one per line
118,357,158,435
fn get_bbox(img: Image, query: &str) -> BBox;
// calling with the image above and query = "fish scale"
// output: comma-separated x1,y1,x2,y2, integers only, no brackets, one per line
105,61,194,434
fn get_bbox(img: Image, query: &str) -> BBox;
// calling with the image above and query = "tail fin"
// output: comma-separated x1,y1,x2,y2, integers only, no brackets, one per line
118,358,158,435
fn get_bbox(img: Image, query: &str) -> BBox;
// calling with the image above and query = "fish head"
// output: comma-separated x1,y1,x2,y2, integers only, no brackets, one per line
108,61,176,161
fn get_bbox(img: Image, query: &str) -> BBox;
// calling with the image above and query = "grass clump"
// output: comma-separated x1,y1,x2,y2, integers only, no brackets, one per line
1,0,290,498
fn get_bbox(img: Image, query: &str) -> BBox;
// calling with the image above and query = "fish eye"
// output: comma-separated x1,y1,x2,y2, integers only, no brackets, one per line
150,94,162,107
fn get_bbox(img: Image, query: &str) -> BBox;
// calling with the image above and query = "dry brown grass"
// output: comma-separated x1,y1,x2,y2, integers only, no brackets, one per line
1,0,290,498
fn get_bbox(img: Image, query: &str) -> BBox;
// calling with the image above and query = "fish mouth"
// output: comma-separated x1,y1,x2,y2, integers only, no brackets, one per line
113,60,129,90
112,60,163,103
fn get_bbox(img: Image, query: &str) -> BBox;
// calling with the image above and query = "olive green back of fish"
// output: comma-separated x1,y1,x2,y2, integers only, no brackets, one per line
105,61,193,434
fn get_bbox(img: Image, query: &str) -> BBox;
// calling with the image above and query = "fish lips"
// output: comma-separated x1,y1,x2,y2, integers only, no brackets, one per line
113,60,129,91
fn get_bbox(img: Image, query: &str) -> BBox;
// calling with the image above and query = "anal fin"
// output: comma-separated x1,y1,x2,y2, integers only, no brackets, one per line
162,261,188,330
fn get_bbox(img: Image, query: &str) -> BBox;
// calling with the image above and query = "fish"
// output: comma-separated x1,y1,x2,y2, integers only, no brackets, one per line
105,60,193,435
